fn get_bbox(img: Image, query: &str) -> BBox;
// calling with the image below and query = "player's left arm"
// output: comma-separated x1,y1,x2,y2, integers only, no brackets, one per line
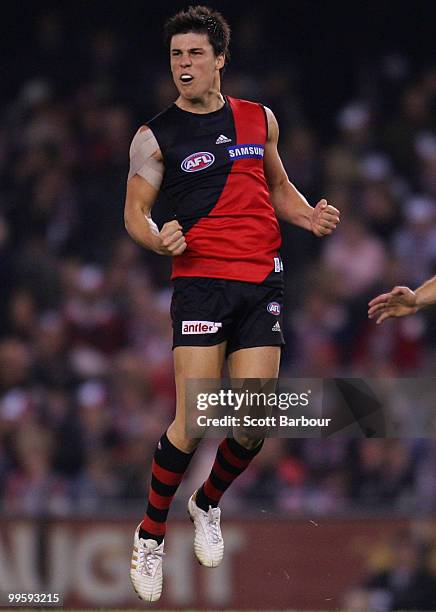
263,107,340,236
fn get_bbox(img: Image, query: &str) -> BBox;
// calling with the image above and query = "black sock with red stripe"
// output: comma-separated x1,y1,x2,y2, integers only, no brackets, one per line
195,437,264,512
139,432,195,544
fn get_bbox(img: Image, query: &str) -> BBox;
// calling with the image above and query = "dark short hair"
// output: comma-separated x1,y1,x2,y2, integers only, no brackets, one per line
164,5,231,66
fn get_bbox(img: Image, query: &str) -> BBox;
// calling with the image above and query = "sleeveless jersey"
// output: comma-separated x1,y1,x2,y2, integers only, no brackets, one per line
148,96,281,283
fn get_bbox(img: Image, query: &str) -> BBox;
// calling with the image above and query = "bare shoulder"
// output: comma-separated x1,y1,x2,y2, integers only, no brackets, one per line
263,106,279,142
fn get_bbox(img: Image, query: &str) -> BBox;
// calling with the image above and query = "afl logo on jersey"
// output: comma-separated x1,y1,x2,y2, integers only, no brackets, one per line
181,152,215,172
267,301,281,315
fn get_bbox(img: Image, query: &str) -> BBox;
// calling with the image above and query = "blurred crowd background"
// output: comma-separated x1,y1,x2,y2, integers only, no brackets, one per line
1,4,436,602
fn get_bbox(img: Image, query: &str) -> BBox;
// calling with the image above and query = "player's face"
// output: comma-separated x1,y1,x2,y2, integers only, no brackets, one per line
170,32,224,100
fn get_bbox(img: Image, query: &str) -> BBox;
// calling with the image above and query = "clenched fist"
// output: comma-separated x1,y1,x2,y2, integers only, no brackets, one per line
310,199,340,237
153,220,187,256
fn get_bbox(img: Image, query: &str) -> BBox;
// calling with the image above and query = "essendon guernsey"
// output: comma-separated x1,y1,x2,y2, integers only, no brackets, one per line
148,96,281,283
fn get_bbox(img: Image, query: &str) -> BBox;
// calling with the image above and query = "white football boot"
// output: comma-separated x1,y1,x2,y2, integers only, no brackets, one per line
187,491,224,567
130,524,164,602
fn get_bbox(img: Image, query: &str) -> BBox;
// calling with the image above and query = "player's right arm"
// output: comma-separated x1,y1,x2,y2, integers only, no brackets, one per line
368,275,436,324
263,107,340,237
124,126,186,256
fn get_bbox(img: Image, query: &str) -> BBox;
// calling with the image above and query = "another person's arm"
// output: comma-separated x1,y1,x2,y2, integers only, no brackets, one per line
124,126,186,256
368,275,436,324
263,107,340,236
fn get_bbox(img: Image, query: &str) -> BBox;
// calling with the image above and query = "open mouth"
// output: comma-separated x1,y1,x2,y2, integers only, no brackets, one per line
180,74,194,84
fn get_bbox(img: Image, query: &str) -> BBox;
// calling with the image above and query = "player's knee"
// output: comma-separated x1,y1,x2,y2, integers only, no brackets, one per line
232,431,264,450
167,421,201,453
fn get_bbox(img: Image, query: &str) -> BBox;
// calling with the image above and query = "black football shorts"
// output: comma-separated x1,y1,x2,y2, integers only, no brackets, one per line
171,270,285,355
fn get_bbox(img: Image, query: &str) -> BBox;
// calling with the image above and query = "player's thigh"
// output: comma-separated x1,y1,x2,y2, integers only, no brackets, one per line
173,343,227,424
227,345,281,378
228,346,280,448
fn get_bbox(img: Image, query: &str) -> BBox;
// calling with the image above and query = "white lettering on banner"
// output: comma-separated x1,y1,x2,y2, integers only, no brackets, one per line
49,527,70,594
204,528,246,605
164,530,194,604
10,524,38,591
0,524,69,593
0,522,246,607
75,529,129,605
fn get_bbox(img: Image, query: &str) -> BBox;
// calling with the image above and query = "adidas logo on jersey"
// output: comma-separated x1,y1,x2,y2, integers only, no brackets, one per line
272,321,281,332
215,134,232,144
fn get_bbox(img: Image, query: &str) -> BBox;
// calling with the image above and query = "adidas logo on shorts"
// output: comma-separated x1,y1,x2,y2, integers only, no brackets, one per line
215,134,232,144
272,321,281,332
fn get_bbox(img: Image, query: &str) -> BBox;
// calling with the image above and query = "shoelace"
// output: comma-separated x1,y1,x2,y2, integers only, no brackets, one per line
138,544,165,576
207,508,222,544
